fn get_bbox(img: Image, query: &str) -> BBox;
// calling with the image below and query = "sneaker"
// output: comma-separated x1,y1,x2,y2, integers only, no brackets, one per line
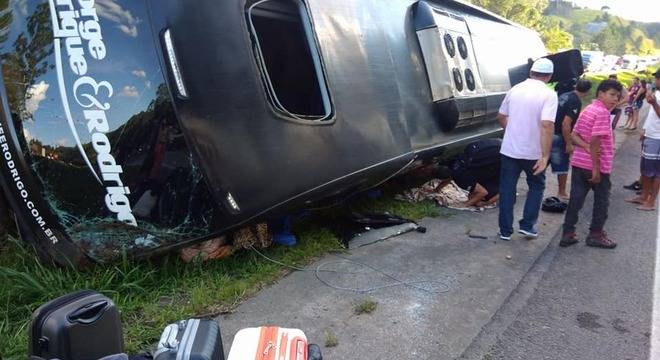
499,233,511,241
585,231,617,249
623,181,641,191
559,232,578,247
518,228,538,239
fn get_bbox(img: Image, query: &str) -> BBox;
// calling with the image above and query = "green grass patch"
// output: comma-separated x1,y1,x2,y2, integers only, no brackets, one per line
353,298,378,315
0,224,342,358
0,188,443,358
354,195,441,221
324,330,339,348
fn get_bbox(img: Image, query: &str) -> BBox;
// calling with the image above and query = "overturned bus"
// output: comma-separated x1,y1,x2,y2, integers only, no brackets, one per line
0,0,580,266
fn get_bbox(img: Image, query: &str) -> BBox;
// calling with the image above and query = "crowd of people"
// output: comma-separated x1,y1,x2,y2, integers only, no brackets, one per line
496,58,660,249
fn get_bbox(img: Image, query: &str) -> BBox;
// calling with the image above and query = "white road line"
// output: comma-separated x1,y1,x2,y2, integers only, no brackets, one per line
651,208,660,360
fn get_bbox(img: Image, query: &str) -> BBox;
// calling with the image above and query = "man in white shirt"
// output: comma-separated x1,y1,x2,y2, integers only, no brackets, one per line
496,58,558,240
628,70,660,211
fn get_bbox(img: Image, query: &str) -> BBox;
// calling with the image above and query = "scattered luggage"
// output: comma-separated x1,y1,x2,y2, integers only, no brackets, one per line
227,326,321,360
29,290,124,360
29,291,322,360
154,319,224,360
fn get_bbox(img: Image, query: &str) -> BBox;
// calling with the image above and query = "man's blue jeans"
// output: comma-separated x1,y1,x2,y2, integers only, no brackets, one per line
498,154,546,236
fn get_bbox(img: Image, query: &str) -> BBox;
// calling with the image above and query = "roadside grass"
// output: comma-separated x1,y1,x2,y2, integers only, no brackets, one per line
0,190,443,358
582,63,659,105
0,224,342,358
355,194,442,221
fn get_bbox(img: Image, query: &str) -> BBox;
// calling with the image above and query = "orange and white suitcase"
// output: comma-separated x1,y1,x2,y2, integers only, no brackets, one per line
226,326,319,360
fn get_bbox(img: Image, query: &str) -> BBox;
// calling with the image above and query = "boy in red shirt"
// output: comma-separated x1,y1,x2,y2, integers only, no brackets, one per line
560,79,623,249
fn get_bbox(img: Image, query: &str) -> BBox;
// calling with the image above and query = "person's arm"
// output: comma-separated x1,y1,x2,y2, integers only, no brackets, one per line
561,115,574,154
587,107,614,183
533,93,559,175
496,113,508,129
571,131,589,150
636,89,647,102
589,136,602,184
617,89,628,107
533,120,554,175
647,92,660,117
497,91,511,129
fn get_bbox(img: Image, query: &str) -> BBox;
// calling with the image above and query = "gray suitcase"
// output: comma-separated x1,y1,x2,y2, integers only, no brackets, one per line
29,290,124,360
153,319,224,360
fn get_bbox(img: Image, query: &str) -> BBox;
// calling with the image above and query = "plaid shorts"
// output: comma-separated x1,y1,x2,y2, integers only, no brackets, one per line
641,137,660,178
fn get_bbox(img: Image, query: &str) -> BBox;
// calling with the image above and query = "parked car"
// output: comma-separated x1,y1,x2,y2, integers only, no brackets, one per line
581,51,604,72
622,55,639,70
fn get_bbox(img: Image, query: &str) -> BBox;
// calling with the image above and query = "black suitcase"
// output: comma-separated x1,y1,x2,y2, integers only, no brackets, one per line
29,290,124,360
153,319,224,360
461,138,502,169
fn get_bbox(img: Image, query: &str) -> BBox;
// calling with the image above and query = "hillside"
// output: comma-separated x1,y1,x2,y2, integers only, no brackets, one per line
545,0,659,55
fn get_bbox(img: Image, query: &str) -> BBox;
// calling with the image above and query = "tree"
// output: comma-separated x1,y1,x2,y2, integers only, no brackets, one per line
0,0,12,44
593,27,624,54
470,0,549,30
541,24,574,52
579,42,600,51
639,38,656,55
600,12,611,22
470,0,575,52
1,3,54,121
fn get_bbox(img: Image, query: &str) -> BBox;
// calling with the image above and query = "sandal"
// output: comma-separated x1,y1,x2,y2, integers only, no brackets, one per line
586,231,617,249
626,197,645,204
637,205,656,211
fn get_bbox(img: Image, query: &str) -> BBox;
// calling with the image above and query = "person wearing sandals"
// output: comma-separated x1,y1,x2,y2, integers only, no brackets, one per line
627,70,660,212
622,77,642,130
560,79,623,249
496,58,558,241
628,79,648,131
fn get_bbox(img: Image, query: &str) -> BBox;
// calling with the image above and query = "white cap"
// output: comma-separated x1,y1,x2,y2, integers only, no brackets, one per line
530,58,554,74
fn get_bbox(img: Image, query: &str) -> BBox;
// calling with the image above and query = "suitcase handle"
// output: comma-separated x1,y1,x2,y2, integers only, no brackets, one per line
67,300,109,324
308,344,323,360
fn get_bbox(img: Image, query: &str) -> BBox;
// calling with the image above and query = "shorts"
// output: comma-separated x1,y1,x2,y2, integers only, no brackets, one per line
641,137,660,178
550,135,569,174
625,106,633,116
635,100,644,110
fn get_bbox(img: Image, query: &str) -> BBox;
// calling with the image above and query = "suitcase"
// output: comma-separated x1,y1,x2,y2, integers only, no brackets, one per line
461,138,502,169
153,319,224,360
29,290,124,360
227,326,322,360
